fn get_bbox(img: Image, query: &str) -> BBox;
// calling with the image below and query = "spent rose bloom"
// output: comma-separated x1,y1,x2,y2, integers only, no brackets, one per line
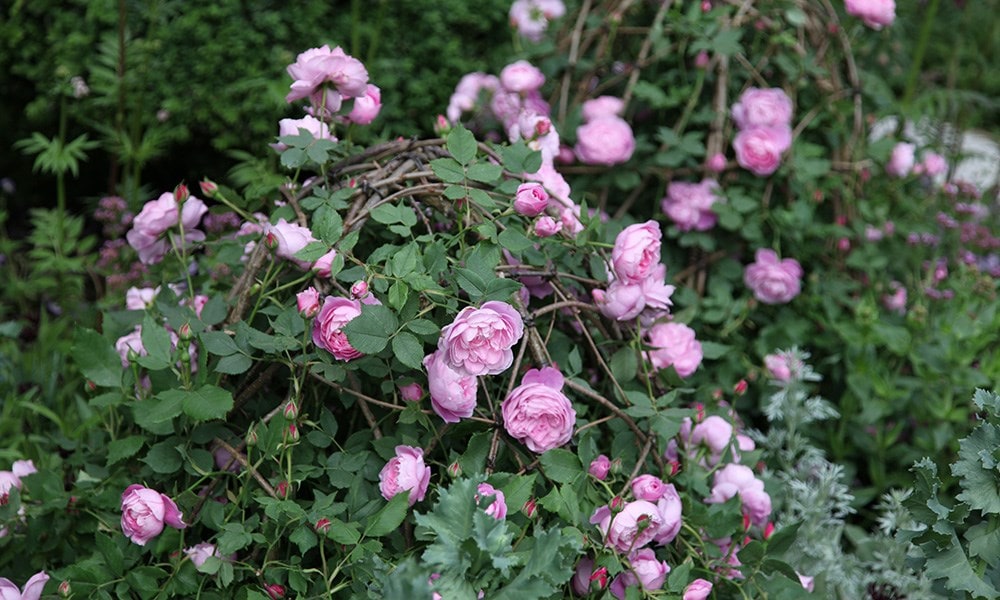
438,301,524,376
611,221,662,284
883,281,907,314
731,87,793,130
513,182,550,216
346,84,382,125
744,248,803,304
500,60,546,93
11,460,36,479
683,578,713,600
509,0,565,41
296,287,321,318
312,296,363,361
126,192,208,264
845,0,896,29
589,454,611,480
120,484,186,546
378,445,431,506
115,327,147,367
631,475,667,502
733,126,792,176
646,322,703,377
886,142,916,177
574,117,635,165
501,367,576,453
581,96,625,122
446,72,499,122
596,267,675,322
919,151,948,177
661,179,722,231
424,350,478,423
475,483,508,519
285,45,369,103
0,571,49,600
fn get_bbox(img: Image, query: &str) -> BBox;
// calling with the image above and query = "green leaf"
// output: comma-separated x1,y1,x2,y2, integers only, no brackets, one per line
326,519,362,545
107,436,145,466
952,421,1000,515
142,441,182,474
134,393,184,434
173,385,234,422
665,561,693,593
73,329,123,388
138,315,172,370
455,267,489,300
293,241,331,263
539,449,582,484
215,353,252,375
699,341,730,360
610,347,639,382
923,535,999,599
200,330,239,356
459,432,492,476
391,242,420,277
365,491,411,537
766,521,801,555
406,319,440,336
447,124,477,166
392,332,425,370
430,158,466,184
289,525,318,554
388,281,410,311
498,228,534,253
500,141,541,174
343,304,399,354
467,163,502,183
217,523,254,554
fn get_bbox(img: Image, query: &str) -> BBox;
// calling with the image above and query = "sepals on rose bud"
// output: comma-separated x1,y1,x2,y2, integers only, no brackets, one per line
283,401,299,421
285,423,300,443
434,114,451,136
734,379,748,396
589,566,609,590
315,518,331,533
668,459,682,477
264,232,279,251
59,580,71,597
350,280,369,299
609,496,624,513
447,461,463,479
522,497,538,518
246,426,259,447
199,179,219,199
174,182,189,204
276,481,290,498
764,521,775,539
178,323,193,342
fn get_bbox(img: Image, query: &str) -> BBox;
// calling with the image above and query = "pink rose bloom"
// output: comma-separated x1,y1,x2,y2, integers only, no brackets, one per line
378,445,431,506
707,464,771,526
744,248,803,304
690,415,733,456
575,117,635,166
500,60,546,93
185,542,223,568
629,548,670,590
513,182,550,217
0,472,21,494
731,88,793,130
0,572,49,600
712,463,759,493
501,367,576,453
571,557,594,596
120,484,186,546
652,484,683,545
509,0,564,41
661,179,722,232
611,221,662,284
11,460,36,479
733,126,792,176
115,327,147,367
475,482,507,519
707,152,727,173
399,382,423,402
313,248,338,278
845,0,896,29
126,286,158,310
683,578,713,600
919,151,948,177
296,287,321,318
600,500,664,553
646,322,703,377
883,282,907,314
534,216,563,237
127,192,208,264
447,72,499,122
347,84,381,125
886,142,915,177
631,474,667,502
596,269,675,322
589,454,611,480
312,296,363,361
266,218,318,268
423,350,478,423
581,96,625,122
764,353,792,381
438,301,524,376
286,45,368,102
271,115,336,151
740,486,773,527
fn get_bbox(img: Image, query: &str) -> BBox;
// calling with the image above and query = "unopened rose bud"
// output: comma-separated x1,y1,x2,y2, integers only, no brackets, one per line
264,232,279,250
433,115,451,136
764,521,775,539
286,423,300,443
838,237,851,252
246,426,259,447
399,383,423,402
315,518,331,533
733,379,748,396
350,281,369,298
711,388,723,400
695,50,710,69
636,513,651,532
701,0,712,12
522,497,538,518
447,461,462,479
58,581,71,598
85,380,97,392
694,402,705,422
610,458,623,475
276,481,289,498
589,566,609,589
265,583,286,599
178,323,193,342
199,179,219,199
706,152,726,173
174,182,190,204
535,118,551,137
609,496,624,512
283,401,298,421
668,460,682,477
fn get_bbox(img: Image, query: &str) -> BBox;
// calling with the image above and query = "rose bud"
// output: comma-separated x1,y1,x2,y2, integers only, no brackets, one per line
59,580,72,598
522,497,538,518
733,379,748,396
285,423,300,443
315,518,331,533
265,583,286,599
447,461,463,479
276,481,289,498
173,182,190,204
246,426,259,447
282,401,299,421
199,179,219,199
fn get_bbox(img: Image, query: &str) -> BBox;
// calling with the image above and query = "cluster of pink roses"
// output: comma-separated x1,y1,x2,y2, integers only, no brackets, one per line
743,248,803,304
120,484,186,546
886,142,949,180
593,221,676,323
845,0,895,30
264,218,337,271
283,44,381,125
508,0,566,42
661,179,724,232
731,87,794,177
126,186,208,265
574,96,635,167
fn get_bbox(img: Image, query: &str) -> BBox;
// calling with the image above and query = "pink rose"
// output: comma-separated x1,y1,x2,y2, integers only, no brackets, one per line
690,415,733,456
683,578,713,600
611,221,662,284
347,84,382,125
652,484,683,545
661,179,722,232
575,117,635,166
265,219,318,268
120,484,186,546
126,192,207,264
313,249,338,278
423,350,478,423
115,327,147,367
628,548,670,590
185,542,223,568
740,486,772,527
764,353,792,381
508,110,560,163
845,0,895,29
631,474,667,502
646,322,703,377
501,367,576,453
513,182,550,217
11,460,36,479
919,151,948,177
600,500,664,553
509,0,564,41
731,88,793,130
707,464,771,526
534,216,563,237
883,282,907,314
475,482,507,519
270,116,336,152
743,248,803,304
886,142,915,177
0,572,49,600
581,96,625,122
732,126,792,176
378,445,431,506
296,287,321,318
126,286,159,310
447,72,499,122
312,296,363,361
596,271,675,322
706,152,727,173
438,301,524,376
399,382,423,402
589,454,611,480
0,472,21,495
500,60,546,93
285,45,368,103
